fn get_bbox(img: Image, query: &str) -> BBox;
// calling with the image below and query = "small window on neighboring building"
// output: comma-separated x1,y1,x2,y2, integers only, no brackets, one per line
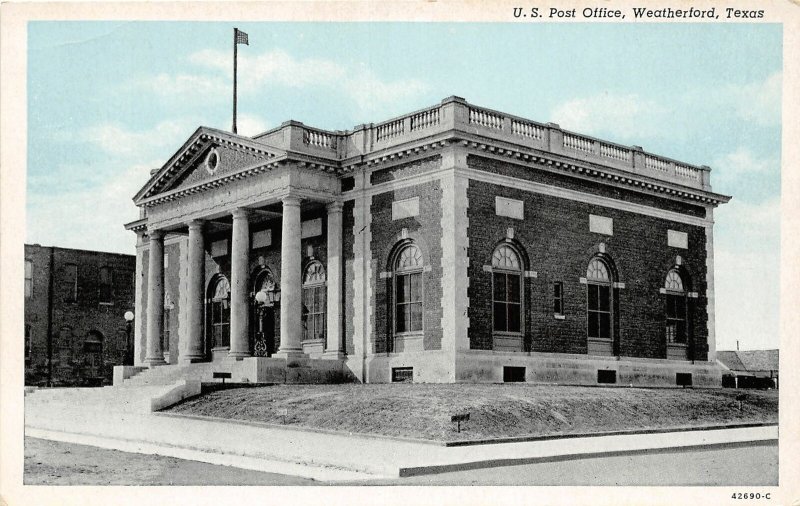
503,366,526,382
25,324,32,361
99,266,113,304
25,260,33,298
553,282,564,315
302,261,326,341
64,264,78,302
392,367,413,383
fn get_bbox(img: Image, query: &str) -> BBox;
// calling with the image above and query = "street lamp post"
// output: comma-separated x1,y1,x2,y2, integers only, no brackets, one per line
253,285,280,357
124,311,134,366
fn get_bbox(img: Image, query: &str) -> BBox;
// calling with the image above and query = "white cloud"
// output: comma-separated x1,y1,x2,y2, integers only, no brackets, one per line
80,120,196,157
188,48,428,113
549,93,666,140
27,160,155,254
235,113,270,137
133,72,228,99
713,147,776,176
725,71,781,127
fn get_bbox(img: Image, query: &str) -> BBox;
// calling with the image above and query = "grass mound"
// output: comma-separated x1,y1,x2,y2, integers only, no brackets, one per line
165,384,778,442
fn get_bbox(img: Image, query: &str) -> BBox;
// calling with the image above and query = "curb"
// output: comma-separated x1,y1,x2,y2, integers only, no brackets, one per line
397,438,779,477
156,411,777,448
442,421,778,447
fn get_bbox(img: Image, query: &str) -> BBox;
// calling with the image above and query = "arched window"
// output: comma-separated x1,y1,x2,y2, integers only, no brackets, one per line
209,276,231,348
586,257,612,340
492,244,523,333
664,269,687,344
303,261,326,341
394,243,424,334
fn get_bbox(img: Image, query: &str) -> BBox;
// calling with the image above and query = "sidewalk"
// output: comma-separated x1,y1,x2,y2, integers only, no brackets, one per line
24,389,778,481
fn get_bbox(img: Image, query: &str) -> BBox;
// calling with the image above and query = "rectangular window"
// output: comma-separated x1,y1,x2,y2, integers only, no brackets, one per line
587,284,611,339
666,294,687,343
25,260,33,298
597,369,617,384
99,267,113,304
395,272,423,333
553,282,563,315
503,366,526,382
392,367,413,383
676,373,693,387
25,324,32,361
303,285,326,340
64,264,78,302
493,272,522,333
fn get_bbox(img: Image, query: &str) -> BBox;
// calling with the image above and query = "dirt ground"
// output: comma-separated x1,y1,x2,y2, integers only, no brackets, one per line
165,384,778,442
23,437,316,486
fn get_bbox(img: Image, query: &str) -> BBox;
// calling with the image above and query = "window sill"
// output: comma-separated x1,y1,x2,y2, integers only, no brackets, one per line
493,331,523,336
394,331,424,337
554,314,566,320
587,337,612,342
99,302,114,306
667,342,688,348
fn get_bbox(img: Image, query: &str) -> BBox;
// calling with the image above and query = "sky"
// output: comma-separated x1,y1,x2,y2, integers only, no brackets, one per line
26,22,782,351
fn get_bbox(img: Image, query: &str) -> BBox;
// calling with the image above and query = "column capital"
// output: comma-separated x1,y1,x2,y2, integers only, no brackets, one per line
326,201,344,213
282,196,302,208
232,208,251,220
187,219,206,230
147,228,164,240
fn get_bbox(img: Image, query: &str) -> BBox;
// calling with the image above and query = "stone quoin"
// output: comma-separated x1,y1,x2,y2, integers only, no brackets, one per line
124,96,730,386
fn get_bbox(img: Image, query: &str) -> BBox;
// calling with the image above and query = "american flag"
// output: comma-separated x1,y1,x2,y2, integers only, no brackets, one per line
235,28,249,45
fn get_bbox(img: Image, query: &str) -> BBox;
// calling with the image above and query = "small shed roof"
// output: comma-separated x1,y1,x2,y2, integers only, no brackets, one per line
717,349,778,373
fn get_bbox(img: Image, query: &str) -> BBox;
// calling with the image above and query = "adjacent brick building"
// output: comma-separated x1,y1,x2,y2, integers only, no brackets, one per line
124,96,730,387
24,244,136,386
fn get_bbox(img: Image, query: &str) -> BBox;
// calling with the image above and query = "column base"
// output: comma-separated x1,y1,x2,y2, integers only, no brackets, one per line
274,350,307,364
145,357,167,367
227,351,252,361
322,350,346,360
179,354,207,365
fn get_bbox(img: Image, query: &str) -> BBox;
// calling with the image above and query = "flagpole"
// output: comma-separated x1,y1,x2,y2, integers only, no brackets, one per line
232,28,238,134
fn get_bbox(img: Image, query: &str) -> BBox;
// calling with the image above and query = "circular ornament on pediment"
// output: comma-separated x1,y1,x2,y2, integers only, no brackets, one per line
205,147,220,174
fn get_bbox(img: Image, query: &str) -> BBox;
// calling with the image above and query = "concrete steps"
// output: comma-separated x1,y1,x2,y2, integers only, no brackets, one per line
25,385,175,414
122,363,231,387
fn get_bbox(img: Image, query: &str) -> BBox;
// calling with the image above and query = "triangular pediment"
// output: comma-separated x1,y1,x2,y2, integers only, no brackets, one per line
133,127,283,204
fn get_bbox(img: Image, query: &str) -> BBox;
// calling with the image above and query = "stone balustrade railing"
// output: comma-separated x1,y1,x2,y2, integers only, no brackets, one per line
302,128,337,150
254,96,710,190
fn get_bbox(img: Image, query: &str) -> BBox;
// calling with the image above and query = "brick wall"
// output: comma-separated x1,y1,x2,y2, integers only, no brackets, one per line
466,171,709,361
468,155,707,218
370,179,444,353
370,156,442,185
24,245,136,386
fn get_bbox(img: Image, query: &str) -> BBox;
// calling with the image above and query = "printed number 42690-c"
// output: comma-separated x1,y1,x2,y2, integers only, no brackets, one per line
732,492,771,500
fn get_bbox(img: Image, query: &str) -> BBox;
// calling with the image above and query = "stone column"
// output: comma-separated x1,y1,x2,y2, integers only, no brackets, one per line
182,219,206,363
229,208,251,359
276,196,304,360
145,229,167,366
323,201,344,359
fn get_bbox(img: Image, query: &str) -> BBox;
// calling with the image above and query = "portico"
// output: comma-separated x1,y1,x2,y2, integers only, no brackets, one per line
127,126,346,367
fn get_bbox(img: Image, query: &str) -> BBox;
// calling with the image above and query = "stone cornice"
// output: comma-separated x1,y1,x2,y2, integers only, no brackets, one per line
133,97,731,211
